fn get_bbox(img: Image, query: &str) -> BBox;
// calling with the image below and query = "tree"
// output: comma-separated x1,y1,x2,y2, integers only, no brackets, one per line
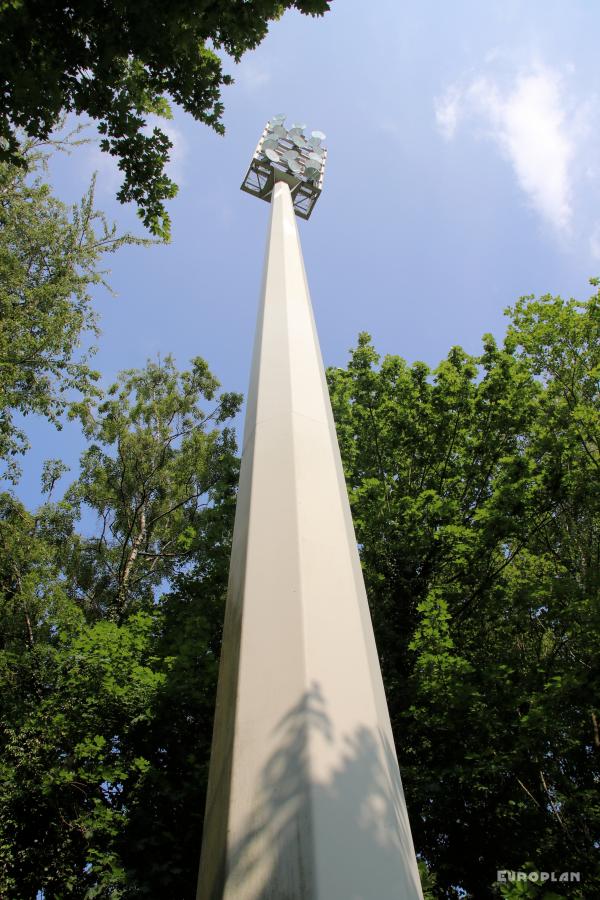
67,354,241,623
327,283,600,898
0,355,240,898
3,284,597,897
0,141,143,481
0,0,330,238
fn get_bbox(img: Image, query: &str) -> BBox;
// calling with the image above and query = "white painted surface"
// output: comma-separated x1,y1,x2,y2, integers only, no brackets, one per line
197,181,424,900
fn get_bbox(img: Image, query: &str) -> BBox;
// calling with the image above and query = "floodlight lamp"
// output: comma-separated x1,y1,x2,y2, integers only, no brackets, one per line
241,116,327,220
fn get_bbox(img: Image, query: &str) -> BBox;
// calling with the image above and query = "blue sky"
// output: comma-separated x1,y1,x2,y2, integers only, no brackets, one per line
14,0,600,508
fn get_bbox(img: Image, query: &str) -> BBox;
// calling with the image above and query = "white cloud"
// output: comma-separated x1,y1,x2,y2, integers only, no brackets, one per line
77,114,189,199
235,57,271,93
80,141,122,196
435,86,462,140
435,64,576,231
144,116,189,186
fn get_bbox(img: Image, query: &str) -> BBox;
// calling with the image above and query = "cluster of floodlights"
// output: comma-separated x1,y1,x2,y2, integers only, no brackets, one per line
240,115,327,220
261,114,326,181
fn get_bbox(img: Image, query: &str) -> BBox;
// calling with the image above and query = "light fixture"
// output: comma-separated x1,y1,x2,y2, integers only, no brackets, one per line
240,115,328,219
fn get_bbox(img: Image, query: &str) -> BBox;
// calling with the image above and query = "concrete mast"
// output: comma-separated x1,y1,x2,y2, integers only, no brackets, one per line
197,121,423,900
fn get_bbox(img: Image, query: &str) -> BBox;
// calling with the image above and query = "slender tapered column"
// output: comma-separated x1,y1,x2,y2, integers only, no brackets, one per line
197,180,423,900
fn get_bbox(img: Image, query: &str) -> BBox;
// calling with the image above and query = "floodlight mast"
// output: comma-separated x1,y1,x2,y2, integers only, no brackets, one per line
196,119,424,900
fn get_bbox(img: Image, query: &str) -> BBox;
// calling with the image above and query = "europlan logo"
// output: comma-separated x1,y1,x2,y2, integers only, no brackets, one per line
497,870,581,884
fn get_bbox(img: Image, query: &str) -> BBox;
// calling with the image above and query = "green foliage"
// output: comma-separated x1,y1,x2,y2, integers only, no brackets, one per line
0,143,145,481
67,354,241,622
327,283,600,898
497,880,565,900
0,0,331,237
2,270,598,896
0,356,240,898
418,859,438,899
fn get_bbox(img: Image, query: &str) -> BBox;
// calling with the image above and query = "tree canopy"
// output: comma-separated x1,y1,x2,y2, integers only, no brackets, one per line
327,283,600,898
0,142,144,482
1,282,597,897
0,355,241,898
0,0,330,238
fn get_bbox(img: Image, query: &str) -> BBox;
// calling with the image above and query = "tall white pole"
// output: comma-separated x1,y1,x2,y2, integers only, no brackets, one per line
197,180,423,900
